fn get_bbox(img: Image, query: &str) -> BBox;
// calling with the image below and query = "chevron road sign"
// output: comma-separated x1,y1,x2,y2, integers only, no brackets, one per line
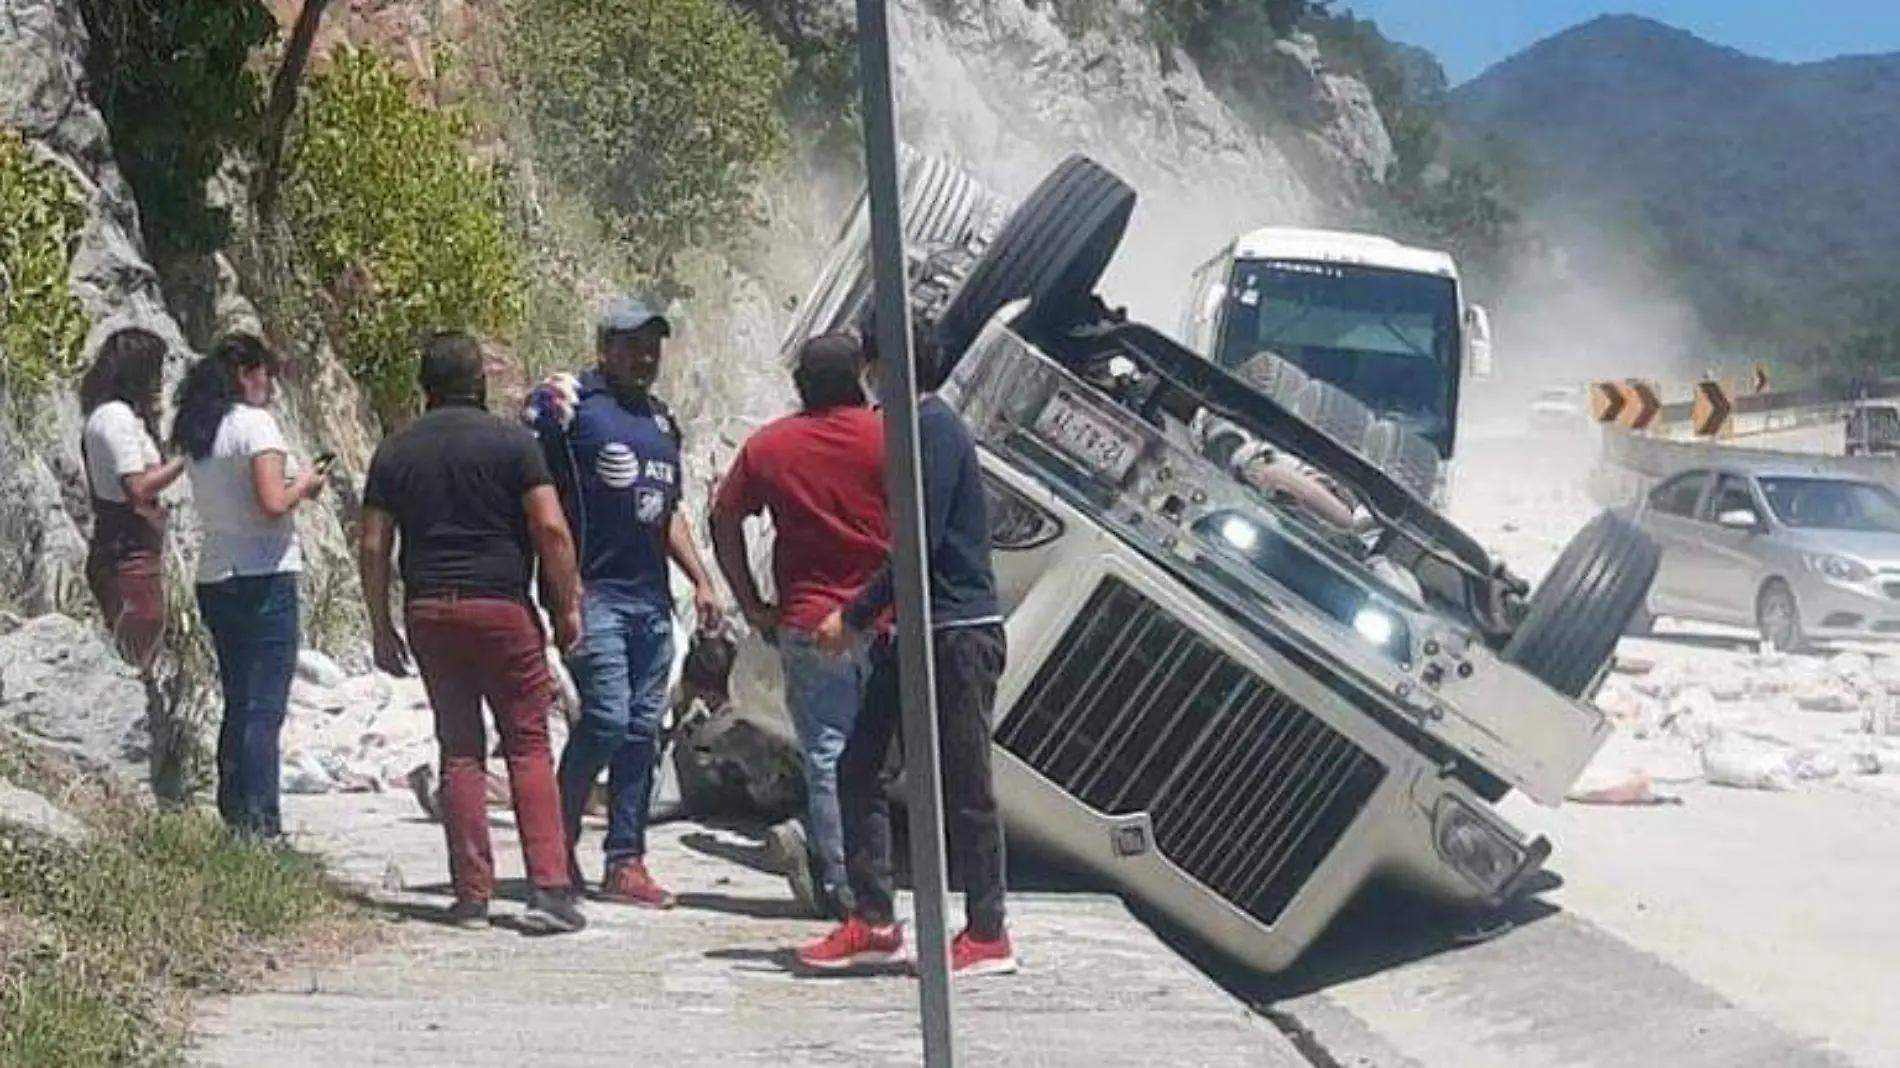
1692,379,1734,437
1590,379,1663,431
1589,380,1626,425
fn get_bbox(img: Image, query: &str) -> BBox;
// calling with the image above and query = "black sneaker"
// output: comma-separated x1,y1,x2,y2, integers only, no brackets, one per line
446,898,490,930
524,887,588,934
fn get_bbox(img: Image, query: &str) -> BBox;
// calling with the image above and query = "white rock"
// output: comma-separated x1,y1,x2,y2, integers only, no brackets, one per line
0,778,88,844
1700,733,1798,791
1793,689,1859,714
333,672,393,714
1788,747,1842,781
289,678,348,714
296,649,349,688
282,750,338,794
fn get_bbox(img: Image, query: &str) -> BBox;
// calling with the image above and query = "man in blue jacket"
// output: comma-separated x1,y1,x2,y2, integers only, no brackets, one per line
524,298,722,908
800,315,1016,977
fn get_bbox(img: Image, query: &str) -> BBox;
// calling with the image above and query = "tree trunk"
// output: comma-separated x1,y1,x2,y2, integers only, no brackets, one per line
254,0,336,223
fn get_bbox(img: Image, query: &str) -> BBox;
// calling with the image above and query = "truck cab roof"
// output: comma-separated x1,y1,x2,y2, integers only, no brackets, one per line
1228,227,1460,280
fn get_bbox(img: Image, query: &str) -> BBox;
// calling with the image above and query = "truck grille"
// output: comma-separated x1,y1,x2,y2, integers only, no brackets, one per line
998,577,1387,926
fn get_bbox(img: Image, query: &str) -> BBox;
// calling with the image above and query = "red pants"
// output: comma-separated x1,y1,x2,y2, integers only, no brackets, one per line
406,595,571,900
86,547,165,673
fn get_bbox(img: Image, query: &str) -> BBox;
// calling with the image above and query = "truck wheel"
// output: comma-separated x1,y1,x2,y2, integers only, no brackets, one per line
933,154,1137,374
1502,511,1661,698
777,153,1000,362
1362,418,1440,502
1294,379,1374,449
1233,350,1311,410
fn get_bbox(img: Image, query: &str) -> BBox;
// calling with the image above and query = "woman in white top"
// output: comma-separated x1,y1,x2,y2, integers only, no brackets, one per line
79,327,186,673
169,334,329,840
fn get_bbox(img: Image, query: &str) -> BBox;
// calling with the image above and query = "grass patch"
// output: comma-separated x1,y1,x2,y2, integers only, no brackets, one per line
0,740,367,1067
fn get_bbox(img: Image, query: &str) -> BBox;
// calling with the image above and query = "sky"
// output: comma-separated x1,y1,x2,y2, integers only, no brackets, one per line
1337,1,1900,85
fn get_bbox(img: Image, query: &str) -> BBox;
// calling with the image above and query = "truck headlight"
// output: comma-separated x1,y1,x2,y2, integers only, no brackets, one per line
1352,605,1396,646
1804,553,1871,583
1431,796,1526,897
1217,515,1259,552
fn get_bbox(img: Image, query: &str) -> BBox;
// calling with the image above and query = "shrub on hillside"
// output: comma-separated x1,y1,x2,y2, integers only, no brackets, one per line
509,0,792,280
284,48,525,424
0,131,90,401
74,0,276,258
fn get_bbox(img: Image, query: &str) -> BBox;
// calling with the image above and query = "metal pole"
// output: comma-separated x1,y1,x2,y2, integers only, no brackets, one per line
853,0,958,1065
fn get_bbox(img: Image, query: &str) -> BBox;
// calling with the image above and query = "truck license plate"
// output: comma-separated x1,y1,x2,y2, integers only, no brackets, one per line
1032,388,1145,482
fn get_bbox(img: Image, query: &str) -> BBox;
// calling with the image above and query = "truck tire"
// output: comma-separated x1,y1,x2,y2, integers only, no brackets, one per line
1502,511,1661,698
1363,418,1440,502
933,154,1137,373
1294,379,1375,449
1233,350,1310,411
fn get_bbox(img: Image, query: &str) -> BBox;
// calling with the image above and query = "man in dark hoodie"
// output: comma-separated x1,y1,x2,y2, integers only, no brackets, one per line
797,315,1016,978
522,298,723,908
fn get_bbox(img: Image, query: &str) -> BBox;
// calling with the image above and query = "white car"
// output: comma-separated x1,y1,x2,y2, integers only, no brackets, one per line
1531,386,1585,429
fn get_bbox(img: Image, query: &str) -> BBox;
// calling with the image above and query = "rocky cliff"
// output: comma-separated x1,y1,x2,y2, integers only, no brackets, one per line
0,0,1394,787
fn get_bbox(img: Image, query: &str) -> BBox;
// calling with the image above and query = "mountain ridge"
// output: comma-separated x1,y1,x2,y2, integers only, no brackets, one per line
1446,13,1900,356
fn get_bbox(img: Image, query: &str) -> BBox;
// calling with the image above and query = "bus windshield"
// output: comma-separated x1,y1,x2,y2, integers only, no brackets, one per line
1214,258,1461,455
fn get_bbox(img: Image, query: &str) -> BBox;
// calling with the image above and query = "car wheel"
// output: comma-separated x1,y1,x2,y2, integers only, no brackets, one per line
1756,580,1808,653
932,154,1137,376
1502,510,1662,698
1362,418,1441,502
1623,606,1656,637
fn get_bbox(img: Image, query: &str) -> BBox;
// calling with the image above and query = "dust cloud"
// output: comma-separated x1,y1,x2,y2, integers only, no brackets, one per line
1478,195,1713,406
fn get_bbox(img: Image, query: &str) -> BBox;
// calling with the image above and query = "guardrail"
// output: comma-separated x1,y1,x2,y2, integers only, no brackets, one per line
1589,402,1900,509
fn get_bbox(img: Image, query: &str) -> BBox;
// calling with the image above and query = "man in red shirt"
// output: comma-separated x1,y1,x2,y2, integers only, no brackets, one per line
710,333,890,918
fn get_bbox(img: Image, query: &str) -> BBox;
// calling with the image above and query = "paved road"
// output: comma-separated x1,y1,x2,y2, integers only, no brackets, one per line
189,795,1306,1067
189,786,1873,1068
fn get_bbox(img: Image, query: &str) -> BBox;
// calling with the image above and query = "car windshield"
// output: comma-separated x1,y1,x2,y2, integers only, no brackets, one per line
1213,258,1459,452
1758,477,1900,532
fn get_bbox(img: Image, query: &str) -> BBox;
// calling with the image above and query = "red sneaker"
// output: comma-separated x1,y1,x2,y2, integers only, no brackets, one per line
797,916,906,972
950,929,1017,977
598,859,676,909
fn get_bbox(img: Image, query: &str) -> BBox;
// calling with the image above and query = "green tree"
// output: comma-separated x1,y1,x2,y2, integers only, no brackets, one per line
285,48,526,425
75,0,277,258
729,0,862,170
510,0,792,282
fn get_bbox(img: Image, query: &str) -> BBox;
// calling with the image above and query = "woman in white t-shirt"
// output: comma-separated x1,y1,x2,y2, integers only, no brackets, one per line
79,327,186,673
169,334,329,840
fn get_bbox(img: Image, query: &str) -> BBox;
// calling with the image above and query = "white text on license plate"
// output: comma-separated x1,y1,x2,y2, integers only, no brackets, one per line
1032,389,1143,481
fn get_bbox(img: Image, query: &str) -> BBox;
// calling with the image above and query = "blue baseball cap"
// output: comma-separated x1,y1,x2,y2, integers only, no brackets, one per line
597,297,671,338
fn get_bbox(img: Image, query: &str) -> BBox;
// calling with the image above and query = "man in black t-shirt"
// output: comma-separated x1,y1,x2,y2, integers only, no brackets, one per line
358,331,588,934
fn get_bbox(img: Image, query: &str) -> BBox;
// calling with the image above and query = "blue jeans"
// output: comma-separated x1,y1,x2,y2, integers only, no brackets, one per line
559,586,676,866
196,572,300,839
779,628,870,900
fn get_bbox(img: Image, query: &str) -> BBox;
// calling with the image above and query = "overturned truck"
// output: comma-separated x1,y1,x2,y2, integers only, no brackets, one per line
749,152,1658,974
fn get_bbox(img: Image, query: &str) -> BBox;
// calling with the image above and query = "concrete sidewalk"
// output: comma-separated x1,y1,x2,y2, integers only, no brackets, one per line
189,794,1309,1067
